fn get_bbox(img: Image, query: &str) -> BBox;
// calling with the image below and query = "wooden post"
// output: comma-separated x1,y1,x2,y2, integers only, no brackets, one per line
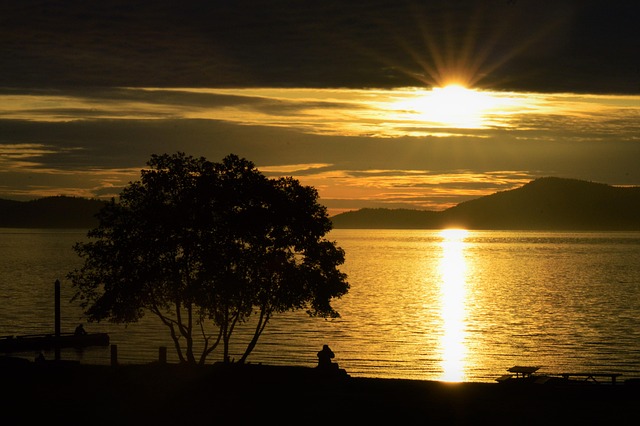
159,346,167,364
110,344,118,366
54,279,61,361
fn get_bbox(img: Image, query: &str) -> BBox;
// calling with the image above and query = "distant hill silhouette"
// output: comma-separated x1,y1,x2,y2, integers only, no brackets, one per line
330,178,640,230
0,196,106,228
2,178,639,230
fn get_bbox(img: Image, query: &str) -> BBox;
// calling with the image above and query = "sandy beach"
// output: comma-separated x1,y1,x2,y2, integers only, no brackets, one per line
3,359,639,425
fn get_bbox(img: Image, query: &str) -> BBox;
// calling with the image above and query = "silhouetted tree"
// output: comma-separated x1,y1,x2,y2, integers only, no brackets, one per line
68,152,349,365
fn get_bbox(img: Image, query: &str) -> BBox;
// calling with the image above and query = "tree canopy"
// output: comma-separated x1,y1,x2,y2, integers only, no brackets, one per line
68,152,349,365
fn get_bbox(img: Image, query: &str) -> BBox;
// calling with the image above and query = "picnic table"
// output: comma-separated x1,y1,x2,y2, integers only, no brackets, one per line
560,372,622,385
507,366,540,378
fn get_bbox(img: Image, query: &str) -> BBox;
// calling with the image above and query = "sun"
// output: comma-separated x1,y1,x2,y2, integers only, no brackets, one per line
389,84,511,129
420,84,501,128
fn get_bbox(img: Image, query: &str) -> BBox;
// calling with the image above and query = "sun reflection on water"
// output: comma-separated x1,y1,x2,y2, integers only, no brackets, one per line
438,229,469,382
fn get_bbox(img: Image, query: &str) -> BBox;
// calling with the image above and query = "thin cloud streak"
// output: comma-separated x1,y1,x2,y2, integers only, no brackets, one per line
2,88,637,136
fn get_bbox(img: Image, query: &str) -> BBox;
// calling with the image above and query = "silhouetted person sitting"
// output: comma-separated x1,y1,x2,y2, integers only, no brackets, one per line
75,323,87,336
35,351,45,363
317,344,337,370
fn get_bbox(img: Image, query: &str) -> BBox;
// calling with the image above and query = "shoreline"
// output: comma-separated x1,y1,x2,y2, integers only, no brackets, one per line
3,359,640,424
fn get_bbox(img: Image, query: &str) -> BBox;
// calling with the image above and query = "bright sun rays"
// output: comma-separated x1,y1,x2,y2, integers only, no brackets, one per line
438,228,469,382
388,84,523,129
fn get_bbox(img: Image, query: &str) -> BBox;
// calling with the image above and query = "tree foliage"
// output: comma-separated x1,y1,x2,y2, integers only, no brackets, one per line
68,152,349,365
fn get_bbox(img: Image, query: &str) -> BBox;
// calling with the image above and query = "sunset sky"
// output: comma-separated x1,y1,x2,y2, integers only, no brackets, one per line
1,0,638,216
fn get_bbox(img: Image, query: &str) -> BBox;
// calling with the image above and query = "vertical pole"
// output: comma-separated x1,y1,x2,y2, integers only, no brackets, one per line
111,344,118,367
159,346,167,364
54,279,61,361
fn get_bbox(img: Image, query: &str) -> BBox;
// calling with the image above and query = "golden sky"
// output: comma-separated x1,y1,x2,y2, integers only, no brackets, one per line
1,86,638,215
1,1,638,216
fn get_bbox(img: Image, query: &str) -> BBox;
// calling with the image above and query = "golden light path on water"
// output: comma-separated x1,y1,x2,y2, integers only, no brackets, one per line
438,229,469,382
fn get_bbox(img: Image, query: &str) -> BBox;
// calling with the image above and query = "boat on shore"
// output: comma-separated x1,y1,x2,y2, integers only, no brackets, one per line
0,332,109,353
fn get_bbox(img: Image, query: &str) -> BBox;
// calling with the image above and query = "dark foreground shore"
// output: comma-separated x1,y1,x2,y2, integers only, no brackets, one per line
3,358,640,425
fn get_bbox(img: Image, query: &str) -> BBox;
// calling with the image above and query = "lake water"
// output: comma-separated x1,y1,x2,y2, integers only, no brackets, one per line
2,228,640,383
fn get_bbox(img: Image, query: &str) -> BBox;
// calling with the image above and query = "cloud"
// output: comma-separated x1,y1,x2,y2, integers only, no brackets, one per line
1,1,638,94
3,88,638,214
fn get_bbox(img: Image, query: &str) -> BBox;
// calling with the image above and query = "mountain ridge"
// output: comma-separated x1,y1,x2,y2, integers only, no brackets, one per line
330,177,640,230
1,178,639,230
0,196,107,228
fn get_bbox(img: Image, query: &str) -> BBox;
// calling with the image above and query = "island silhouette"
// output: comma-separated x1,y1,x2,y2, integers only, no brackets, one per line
331,177,640,230
1,177,639,230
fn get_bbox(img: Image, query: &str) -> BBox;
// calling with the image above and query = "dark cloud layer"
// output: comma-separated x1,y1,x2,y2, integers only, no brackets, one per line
2,0,638,93
3,112,638,181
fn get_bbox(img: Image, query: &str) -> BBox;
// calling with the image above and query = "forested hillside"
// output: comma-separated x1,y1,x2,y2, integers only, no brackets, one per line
330,178,640,230
0,196,106,228
2,178,640,230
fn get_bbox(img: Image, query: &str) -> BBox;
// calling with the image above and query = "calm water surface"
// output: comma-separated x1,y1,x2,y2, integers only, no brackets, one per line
1,228,640,383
